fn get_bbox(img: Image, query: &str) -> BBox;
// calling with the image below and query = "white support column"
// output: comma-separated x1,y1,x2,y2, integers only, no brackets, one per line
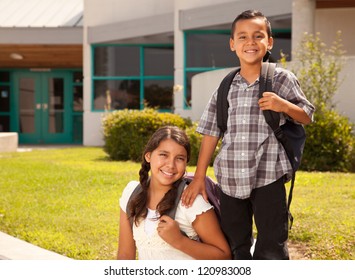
173,0,193,119
173,8,185,115
292,0,316,54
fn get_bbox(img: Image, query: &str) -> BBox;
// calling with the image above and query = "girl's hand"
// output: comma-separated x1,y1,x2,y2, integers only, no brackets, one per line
157,215,184,248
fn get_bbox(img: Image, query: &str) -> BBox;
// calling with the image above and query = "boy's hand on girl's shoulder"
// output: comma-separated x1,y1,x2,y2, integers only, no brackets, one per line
181,178,207,208
258,91,286,113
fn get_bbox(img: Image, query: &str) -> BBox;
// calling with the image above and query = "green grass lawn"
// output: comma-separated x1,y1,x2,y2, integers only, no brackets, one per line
0,147,354,260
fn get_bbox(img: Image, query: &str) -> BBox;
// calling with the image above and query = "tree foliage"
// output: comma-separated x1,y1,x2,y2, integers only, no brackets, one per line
281,32,355,172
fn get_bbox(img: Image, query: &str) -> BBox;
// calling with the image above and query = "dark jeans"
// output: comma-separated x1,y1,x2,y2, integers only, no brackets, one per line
220,177,289,260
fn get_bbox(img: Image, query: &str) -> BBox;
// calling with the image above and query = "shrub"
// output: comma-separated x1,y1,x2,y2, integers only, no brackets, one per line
102,109,191,161
301,109,355,172
280,32,355,172
185,123,221,167
281,31,346,112
185,124,202,166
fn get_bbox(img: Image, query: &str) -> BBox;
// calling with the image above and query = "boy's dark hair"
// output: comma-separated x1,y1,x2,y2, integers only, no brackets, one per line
230,9,272,39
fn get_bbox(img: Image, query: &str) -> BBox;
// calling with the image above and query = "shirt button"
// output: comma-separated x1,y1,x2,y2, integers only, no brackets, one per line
244,103,248,106
241,153,245,156
242,136,246,140
241,169,245,173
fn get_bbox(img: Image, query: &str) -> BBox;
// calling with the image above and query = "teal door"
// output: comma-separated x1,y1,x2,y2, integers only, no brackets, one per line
14,72,72,144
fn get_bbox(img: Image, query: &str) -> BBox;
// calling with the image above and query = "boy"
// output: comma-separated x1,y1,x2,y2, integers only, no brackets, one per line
181,10,315,259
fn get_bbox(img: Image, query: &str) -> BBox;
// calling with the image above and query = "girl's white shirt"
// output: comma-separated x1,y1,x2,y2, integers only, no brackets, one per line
120,180,213,260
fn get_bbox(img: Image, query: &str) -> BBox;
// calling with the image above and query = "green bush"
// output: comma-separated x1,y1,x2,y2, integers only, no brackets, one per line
351,140,355,172
185,123,221,167
185,124,202,166
102,109,191,161
301,109,355,172
280,32,355,172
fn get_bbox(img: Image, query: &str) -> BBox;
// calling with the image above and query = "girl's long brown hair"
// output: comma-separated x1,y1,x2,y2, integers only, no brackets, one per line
128,126,190,226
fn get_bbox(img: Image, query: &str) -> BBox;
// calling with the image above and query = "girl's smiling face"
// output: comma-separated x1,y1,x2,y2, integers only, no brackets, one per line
230,17,273,65
145,138,187,188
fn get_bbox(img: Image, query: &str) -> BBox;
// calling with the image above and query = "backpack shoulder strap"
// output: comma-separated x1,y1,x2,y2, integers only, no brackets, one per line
259,62,298,229
260,62,297,168
259,62,280,131
165,179,190,237
166,178,189,219
127,183,143,229
217,67,240,136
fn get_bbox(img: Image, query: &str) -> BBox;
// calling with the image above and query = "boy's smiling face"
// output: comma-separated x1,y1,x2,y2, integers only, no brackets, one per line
230,17,273,66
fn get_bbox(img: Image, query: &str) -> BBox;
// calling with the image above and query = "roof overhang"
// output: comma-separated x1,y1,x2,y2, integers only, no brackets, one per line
0,27,82,44
179,0,292,30
87,13,174,44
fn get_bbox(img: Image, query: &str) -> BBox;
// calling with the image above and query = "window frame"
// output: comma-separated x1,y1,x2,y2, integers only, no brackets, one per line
0,70,13,132
91,43,174,112
183,30,231,109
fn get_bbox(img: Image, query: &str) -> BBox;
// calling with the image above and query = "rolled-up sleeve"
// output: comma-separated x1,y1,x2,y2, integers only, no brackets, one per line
196,89,221,137
275,69,315,121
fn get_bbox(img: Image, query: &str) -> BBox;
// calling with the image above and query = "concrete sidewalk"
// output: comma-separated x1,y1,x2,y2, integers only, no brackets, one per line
0,231,71,260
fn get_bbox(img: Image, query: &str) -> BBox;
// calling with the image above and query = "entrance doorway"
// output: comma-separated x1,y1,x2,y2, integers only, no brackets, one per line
14,71,73,144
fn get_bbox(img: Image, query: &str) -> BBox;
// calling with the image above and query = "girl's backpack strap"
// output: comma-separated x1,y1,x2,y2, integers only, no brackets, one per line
126,184,143,229
167,179,188,219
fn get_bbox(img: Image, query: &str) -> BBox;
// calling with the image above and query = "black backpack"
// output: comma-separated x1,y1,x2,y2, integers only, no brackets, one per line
127,174,221,233
216,62,306,229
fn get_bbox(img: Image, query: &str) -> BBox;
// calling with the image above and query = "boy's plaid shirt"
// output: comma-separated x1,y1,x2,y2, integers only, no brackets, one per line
197,67,315,199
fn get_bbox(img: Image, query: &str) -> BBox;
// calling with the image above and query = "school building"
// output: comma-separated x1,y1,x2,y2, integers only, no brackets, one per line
1,0,354,146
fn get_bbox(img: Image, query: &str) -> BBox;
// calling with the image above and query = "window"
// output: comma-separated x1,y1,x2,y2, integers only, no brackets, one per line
94,79,140,110
144,47,173,76
72,71,83,143
184,31,236,108
0,85,10,112
92,44,174,111
144,79,173,109
270,30,292,61
186,32,236,68
0,71,11,132
94,46,140,76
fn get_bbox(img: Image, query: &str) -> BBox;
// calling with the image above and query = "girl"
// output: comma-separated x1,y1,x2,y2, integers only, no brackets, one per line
117,126,231,260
